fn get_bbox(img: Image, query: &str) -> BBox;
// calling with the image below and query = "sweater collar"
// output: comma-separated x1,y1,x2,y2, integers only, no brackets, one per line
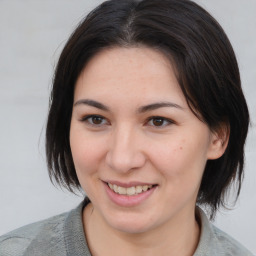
64,198,92,256
64,199,222,256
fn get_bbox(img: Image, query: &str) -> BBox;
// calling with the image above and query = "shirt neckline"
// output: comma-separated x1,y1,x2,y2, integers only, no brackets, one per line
63,198,220,256
64,198,92,256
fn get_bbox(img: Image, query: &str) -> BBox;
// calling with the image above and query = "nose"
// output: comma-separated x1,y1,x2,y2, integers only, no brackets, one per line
105,125,146,173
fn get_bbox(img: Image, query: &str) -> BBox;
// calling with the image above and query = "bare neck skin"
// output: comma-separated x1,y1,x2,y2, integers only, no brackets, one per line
83,203,200,256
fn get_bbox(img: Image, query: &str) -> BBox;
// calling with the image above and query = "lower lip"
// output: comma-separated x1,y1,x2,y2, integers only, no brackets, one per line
104,183,157,207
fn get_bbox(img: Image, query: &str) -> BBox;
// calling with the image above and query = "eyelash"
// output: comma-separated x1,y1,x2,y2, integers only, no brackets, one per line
80,115,109,126
80,115,175,128
146,116,175,128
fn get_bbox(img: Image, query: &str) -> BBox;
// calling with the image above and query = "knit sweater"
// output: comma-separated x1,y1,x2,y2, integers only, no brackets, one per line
0,198,254,256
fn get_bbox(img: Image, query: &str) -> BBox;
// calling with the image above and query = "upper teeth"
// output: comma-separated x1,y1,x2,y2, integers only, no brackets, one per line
108,183,153,196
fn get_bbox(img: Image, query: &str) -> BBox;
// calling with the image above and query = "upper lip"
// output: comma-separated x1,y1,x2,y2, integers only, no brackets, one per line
103,180,157,188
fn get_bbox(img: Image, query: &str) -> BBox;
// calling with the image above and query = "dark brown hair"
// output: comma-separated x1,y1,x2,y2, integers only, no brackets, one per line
46,0,249,218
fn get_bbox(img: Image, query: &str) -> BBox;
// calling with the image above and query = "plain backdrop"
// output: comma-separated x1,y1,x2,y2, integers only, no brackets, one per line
0,0,255,254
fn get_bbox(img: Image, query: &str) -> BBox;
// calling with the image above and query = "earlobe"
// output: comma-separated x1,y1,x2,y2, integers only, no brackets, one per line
207,125,229,160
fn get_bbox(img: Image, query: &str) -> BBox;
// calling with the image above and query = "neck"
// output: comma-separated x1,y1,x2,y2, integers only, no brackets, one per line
83,203,200,256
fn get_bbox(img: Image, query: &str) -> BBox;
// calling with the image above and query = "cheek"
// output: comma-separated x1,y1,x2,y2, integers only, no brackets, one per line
151,140,207,206
150,139,186,168
70,129,103,177
70,134,106,198
150,138,207,180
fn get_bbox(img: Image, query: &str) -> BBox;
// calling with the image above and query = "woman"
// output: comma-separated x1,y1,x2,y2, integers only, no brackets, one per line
0,0,253,255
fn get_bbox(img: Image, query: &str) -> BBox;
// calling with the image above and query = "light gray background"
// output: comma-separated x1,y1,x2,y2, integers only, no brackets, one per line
0,0,255,254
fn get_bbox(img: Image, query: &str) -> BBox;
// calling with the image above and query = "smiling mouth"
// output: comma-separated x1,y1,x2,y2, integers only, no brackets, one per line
107,183,156,196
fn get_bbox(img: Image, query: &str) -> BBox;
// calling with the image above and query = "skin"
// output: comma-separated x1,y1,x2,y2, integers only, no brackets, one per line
70,47,227,256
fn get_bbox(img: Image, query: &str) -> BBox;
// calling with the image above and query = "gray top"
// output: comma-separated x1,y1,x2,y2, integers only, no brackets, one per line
0,199,254,256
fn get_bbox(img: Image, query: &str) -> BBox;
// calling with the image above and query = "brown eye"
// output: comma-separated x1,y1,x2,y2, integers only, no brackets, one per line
147,116,173,128
152,118,164,126
92,116,104,124
82,115,108,126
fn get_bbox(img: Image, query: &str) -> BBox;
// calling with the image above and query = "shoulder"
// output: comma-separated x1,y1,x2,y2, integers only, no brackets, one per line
212,225,254,256
0,212,67,256
195,207,254,256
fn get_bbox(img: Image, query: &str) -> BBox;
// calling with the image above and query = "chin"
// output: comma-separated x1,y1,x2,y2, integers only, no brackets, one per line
104,211,159,234
111,221,153,234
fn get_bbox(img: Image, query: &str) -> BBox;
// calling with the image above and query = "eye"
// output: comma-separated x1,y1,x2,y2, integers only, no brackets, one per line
81,115,109,126
147,116,174,127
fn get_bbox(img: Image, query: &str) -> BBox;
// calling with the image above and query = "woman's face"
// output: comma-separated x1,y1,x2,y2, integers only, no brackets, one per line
70,47,223,234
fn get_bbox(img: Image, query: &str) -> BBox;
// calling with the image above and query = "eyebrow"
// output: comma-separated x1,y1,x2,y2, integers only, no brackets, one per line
74,99,183,113
137,102,184,113
74,99,109,111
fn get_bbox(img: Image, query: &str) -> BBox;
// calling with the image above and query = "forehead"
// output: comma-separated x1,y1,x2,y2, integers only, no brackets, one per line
74,47,186,107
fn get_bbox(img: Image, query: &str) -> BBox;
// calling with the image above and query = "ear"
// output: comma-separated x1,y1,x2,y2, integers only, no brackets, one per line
207,123,230,160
